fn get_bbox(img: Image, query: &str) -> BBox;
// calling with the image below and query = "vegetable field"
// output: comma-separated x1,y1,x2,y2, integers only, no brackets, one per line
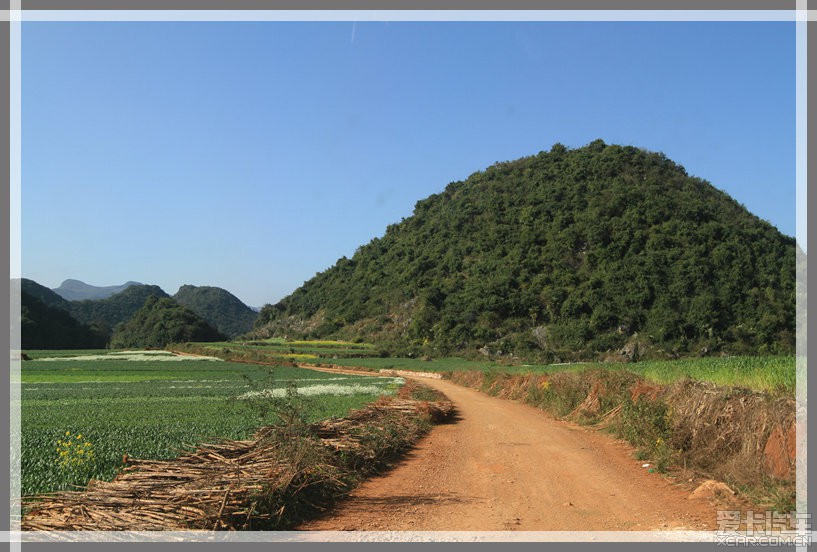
21,350,402,496
181,338,796,395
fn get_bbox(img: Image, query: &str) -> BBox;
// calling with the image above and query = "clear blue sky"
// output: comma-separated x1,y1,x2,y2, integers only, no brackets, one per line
21,21,796,308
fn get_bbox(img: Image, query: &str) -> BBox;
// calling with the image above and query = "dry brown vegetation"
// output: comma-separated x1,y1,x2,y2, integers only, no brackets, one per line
448,369,796,511
21,382,453,531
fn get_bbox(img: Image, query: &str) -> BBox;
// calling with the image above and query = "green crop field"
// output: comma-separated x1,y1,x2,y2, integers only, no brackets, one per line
20,350,403,497
182,339,795,394
24,350,112,360
325,355,794,393
613,356,796,393
511,356,796,394
188,339,383,362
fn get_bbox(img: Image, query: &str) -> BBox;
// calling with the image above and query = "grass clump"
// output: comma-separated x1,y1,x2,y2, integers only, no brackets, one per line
612,395,674,472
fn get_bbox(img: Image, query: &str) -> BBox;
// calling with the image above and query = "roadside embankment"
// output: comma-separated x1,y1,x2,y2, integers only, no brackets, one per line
447,369,796,510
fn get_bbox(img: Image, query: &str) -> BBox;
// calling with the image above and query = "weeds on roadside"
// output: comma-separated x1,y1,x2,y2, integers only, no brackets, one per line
231,366,314,429
612,396,675,472
734,481,796,513
234,371,344,529
409,385,443,402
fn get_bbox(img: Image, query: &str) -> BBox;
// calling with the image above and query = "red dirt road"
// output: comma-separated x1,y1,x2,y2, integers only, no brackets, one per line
297,377,721,532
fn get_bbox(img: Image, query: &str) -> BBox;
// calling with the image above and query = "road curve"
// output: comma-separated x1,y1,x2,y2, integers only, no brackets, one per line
297,376,721,532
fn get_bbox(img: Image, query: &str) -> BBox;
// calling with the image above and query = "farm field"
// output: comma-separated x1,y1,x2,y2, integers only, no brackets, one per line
320,356,794,394
20,350,404,497
201,338,381,361
182,340,795,395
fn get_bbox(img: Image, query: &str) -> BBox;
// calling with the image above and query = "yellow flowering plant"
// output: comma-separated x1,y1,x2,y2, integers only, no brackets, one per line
55,431,96,472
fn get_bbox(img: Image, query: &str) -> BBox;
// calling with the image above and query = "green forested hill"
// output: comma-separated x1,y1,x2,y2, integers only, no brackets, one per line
18,279,108,349
21,292,108,349
255,141,796,360
173,285,258,338
17,279,252,348
20,278,73,311
69,285,171,335
110,296,225,349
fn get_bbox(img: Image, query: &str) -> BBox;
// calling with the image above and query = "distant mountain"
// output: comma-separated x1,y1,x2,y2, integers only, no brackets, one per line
173,285,258,338
53,279,143,301
21,291,107,349
69,284,170,335
18,277,258,348
255,140,795,360
110,296,225,349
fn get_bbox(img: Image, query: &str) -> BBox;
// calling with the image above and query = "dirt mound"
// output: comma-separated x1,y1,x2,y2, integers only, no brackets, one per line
763,422,797,480
688,480,736,502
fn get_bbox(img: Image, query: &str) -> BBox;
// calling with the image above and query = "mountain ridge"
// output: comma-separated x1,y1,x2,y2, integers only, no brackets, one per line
17,278,255,348
52,279,143,301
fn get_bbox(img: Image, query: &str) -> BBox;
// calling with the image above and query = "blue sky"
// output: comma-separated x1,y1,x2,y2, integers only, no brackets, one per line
21,21,796,307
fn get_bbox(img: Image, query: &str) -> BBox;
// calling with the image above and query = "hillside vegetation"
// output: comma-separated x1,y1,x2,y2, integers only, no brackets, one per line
255,141,795,361
20,279,73,311
18,278,255,349
20,292,107,350
110,296,225,349
69,285,171,335
173,284,258,338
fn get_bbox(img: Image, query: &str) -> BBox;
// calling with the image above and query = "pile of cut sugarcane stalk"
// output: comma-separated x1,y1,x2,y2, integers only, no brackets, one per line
22,384,454,532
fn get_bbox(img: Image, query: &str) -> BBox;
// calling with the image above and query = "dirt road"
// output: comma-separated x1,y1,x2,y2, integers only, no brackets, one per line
297,377,721,532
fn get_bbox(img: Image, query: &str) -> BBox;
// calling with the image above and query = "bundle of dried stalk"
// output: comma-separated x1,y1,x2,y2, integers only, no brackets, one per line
21,387,454,532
